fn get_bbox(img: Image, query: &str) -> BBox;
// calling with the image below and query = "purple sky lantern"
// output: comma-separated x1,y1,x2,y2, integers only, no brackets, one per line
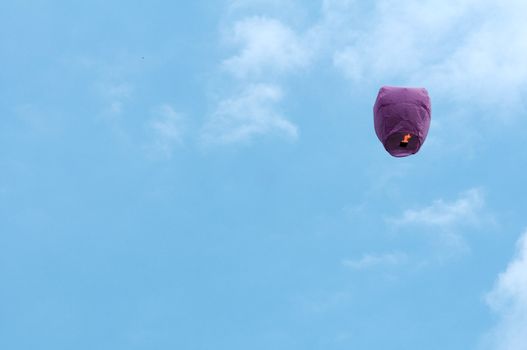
373,86,431,157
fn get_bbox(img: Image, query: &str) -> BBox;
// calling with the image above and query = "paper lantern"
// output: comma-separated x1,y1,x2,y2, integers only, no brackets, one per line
373,86,431,157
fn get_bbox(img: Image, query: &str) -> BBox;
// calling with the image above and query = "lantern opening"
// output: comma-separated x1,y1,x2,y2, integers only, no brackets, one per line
384,132,420,157
399,133,412,147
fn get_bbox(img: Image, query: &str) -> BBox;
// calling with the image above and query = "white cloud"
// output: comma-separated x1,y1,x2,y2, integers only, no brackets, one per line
295,291,353,314
222,16,311,79
146,104,184,158
424,3,527,108
388,188,492,254
207,16,305,145
342,252,407,270
485,230,527,350
98,82,134,118
393,188,485,228
14,104,51,133
228,0,307,16
202,84,298,144
331,0,472,80
329,0,527,110
213,0,527,145
104,83,134,99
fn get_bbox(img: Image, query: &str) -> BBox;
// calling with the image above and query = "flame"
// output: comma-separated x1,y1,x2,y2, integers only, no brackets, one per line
401,133,412,143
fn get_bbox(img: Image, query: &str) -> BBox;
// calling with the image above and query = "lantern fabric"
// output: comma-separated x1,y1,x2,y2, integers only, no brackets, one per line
373,86,431,157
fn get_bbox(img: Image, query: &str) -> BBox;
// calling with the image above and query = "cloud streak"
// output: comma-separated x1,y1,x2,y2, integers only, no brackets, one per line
209,0,527,145
485,230,527,350
393,188,485,228
204,14,307,145
222,16,311,79
342,252,407,270
98,82,134,118
387,188,493,254
328,0,527,110
202,84,297,144
145,104,185,158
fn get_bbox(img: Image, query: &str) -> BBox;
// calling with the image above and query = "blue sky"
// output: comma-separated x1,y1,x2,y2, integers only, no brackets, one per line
2,1,527,349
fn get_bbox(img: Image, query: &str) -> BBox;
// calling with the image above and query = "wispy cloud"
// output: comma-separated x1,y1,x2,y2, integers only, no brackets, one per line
211,0,527,145
202,84,297,145
222,16,311,79
226,0,527,113
388,188,493,254
228,0,303,11
14,104,55,134
393,188,485,228
98,82,134,119
145,104,185,158
485,229,527,350
295,291,353,314
205,14,307,145
342,252,407,270
329,0,527,110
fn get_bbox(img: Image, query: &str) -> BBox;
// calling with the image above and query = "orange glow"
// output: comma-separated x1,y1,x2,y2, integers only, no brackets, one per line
401,133,412,143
